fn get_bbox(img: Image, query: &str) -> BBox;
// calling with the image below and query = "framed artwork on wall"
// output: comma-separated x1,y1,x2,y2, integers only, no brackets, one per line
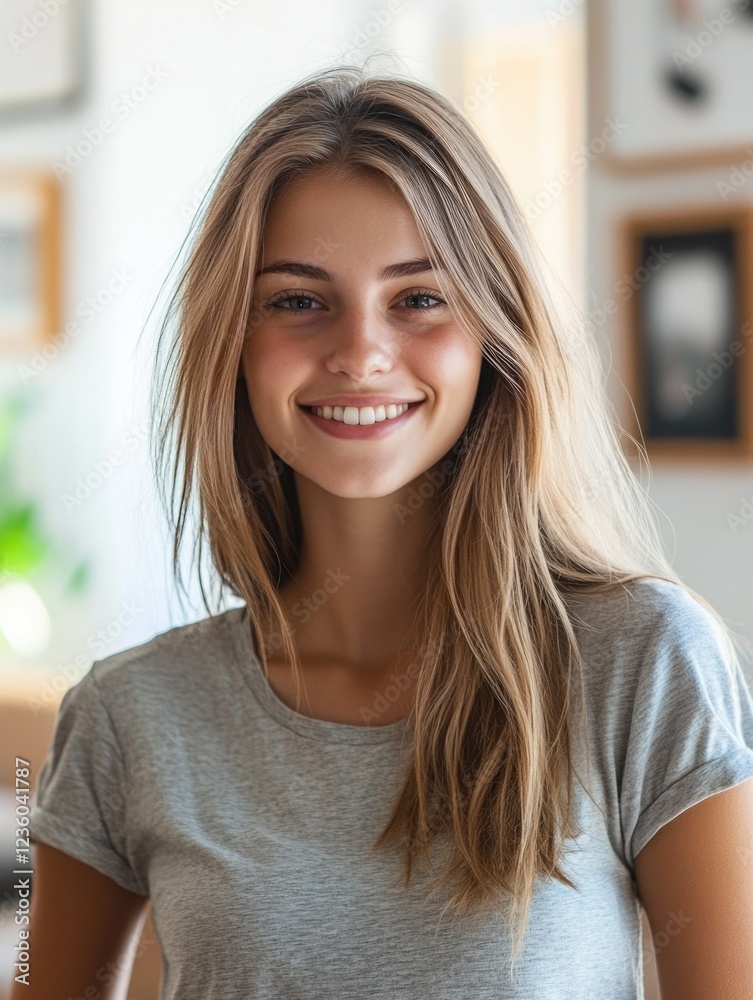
0,173,62,356
590,0,753,172
619,204,753,461
0,0,88,121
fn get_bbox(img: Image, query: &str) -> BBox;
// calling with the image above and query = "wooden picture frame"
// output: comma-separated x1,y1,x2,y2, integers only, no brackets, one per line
589,0,753,173
0,172,62,356
620,205,753,462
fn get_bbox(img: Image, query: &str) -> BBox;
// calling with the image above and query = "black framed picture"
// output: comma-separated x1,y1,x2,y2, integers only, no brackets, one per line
619,205,753,461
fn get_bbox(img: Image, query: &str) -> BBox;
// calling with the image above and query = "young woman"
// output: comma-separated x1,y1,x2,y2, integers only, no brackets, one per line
23,65,753,999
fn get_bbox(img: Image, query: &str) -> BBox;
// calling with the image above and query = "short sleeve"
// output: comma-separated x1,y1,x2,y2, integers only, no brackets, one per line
621,591,753,871
29,666,147,896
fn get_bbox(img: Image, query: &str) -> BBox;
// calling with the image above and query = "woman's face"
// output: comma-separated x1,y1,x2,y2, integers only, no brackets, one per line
240,166,483,499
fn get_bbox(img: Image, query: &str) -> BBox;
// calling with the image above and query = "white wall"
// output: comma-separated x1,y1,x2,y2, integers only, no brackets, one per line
585,26,753,659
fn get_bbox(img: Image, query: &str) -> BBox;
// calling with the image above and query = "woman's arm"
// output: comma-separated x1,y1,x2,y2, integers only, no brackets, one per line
634,776,753,1000
9,840,150,1000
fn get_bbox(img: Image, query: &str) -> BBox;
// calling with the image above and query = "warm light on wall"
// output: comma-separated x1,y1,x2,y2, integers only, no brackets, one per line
459,19,586,309
0,577,52,658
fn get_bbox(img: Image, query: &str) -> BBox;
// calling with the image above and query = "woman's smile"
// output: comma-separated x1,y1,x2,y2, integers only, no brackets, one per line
299,399,425,439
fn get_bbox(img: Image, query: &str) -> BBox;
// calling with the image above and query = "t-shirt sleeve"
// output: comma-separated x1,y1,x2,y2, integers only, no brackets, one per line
620,589,753,872
29,666,147,896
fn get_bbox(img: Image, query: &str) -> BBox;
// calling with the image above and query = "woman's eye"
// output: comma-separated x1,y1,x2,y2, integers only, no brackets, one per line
266,292,322,313
397,289,446,311
263,288,446,314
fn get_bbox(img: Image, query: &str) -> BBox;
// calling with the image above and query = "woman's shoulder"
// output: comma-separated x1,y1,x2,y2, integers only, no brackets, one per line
560,577,752,751
87,604,247,700
562,576,723,652
562,579,753,872
560,575,746,714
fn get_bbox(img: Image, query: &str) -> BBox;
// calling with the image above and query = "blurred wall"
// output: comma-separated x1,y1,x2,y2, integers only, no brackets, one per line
585,2,753,661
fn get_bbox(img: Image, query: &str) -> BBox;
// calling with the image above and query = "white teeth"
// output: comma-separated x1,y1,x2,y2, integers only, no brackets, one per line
311,402,412,424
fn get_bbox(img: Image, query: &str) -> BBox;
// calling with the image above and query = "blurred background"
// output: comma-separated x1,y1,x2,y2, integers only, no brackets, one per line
1,0,753,996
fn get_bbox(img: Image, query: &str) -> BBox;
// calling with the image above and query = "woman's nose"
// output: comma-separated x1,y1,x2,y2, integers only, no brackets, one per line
323,306,400,378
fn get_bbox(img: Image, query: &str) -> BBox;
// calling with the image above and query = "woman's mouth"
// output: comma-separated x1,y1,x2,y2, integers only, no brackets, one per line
299,400,424,439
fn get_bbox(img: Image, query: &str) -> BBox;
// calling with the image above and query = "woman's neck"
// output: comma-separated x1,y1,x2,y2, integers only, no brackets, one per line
279,475,438,668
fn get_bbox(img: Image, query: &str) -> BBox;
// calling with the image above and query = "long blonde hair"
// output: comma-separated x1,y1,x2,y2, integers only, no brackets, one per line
148,64,749,967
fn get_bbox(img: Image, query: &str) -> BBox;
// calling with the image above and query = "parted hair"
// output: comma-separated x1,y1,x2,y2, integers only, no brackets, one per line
149,63,748,969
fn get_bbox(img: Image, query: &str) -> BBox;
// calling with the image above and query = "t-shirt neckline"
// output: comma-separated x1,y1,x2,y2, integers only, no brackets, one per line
229,604,411,744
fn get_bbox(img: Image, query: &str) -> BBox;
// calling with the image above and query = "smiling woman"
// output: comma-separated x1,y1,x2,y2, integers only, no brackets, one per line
241,165,482,486
22,63,753,1000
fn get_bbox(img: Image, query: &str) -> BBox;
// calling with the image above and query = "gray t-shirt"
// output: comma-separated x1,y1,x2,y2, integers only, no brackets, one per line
29,578,753,998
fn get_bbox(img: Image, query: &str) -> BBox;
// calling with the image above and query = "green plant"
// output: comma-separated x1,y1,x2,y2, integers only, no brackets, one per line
0,388,90,594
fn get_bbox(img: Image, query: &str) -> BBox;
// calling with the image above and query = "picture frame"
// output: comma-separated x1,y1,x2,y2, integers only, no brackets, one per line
0,0,88,121
619,205,753,462
590,0,753,172
0,172,62,356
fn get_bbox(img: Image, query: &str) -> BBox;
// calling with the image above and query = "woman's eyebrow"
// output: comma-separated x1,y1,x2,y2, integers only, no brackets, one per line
254,257,438,281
